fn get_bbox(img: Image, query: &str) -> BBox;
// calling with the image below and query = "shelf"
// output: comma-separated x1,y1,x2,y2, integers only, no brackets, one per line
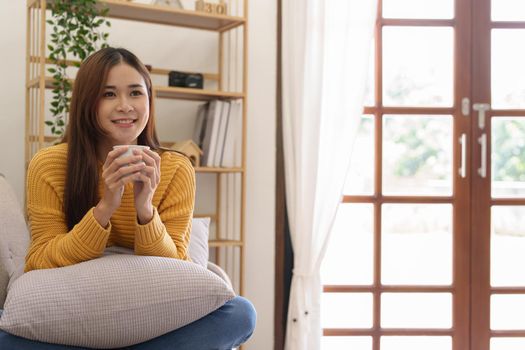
42,0,245,32
193,214,217,220
29,76,73,89
32,77,243,101
194,167,244,173
29,56,220,81
28,135,59,143
154,86,244,101
208,239,243,248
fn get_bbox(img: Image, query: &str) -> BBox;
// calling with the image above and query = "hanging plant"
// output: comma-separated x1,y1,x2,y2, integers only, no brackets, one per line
46,0,111,137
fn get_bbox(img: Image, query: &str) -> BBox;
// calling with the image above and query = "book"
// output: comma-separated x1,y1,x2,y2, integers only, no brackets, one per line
213,101,231,167
221,100,241,168
193,102,209,150
201,100,223,167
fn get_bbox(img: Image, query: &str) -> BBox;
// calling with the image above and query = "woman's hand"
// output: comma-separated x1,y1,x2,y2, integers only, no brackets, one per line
94,147,146,227
133,148,161,224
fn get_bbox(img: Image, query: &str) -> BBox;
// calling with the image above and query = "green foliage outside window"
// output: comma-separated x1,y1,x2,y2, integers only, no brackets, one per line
492,120,525,182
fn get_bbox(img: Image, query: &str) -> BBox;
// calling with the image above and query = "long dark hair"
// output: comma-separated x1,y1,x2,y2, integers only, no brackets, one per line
62,47,160,231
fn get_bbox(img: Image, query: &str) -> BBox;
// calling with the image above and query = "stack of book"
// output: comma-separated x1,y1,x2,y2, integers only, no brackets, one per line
194,99,243,168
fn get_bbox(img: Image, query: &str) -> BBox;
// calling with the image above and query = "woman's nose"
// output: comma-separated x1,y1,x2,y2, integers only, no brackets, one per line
116,98,133,112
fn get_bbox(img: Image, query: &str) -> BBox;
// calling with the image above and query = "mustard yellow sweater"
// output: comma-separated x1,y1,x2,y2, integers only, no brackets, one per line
25,143,195,272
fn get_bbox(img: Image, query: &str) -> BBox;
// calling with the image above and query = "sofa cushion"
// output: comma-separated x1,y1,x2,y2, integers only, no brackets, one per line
188,217,210,267
0,175,30,309
0,254,235,348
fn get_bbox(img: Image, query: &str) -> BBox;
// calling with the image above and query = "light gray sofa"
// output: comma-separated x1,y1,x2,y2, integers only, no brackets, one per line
0,173,29,310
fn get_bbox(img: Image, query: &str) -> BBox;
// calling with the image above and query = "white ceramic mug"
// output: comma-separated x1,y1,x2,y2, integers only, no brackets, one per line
113,145,150,159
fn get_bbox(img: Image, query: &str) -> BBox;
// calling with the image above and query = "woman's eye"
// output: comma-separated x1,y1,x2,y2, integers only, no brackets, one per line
130,90,143,96
102,91,115,97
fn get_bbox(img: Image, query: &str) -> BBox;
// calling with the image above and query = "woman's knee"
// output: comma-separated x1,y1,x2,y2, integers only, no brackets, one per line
227,296,256,345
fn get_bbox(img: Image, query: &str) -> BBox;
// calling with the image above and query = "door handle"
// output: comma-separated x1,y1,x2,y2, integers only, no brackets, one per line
473,103,490,129
478,133,487,178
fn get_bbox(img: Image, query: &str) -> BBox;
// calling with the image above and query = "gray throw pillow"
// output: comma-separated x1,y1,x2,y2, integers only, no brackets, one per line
189,217,210,267
0,254,235,349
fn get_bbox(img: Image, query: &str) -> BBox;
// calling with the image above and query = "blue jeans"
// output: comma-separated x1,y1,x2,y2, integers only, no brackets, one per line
0,296,256,350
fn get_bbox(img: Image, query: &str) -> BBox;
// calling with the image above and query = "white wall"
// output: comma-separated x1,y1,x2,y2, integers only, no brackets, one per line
0,1,276,349
0,1,26,200
245,0,277,348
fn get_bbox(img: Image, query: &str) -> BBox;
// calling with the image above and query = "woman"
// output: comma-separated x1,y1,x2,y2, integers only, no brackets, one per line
0,47,255,349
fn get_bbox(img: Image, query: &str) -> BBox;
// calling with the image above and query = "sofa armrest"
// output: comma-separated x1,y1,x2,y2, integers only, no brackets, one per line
207,261,233,291
0,174,30,309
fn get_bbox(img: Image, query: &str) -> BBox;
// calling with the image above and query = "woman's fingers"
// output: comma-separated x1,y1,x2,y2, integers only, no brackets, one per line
134,149,160,185
143,149,161,168
105,162,146,190
103,146,128,169
134,172,152,186
107,173,135,191
135,165,156,188
103,155,143,177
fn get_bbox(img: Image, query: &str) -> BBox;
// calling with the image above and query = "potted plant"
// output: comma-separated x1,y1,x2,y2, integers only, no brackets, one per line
46,0,111,137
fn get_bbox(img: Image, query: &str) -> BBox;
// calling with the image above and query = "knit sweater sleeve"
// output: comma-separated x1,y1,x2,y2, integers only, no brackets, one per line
134,152,195,260
24,146,111,272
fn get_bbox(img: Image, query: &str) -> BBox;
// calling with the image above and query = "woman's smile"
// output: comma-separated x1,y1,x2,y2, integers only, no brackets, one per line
111,118,137,127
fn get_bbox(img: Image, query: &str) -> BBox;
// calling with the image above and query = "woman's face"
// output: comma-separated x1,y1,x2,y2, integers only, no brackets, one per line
97,63,149,147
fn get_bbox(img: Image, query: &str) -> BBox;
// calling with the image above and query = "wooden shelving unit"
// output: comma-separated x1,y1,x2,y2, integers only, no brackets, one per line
25,0,248,295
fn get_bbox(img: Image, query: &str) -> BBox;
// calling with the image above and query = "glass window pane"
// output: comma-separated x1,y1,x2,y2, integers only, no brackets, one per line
383,27,453,107
321,204,374,285
382,115,453,196
492,30,525,109
491,295,525,329
382,204,452,285
491,338,525,350
344,116,375,195
364,43,375,107
381,293,452,328
321,293,373,328
491,206,525,286
492,118,525,198
383,0,453,19
492,0,525,21
322,336,372,350
381,336,452,350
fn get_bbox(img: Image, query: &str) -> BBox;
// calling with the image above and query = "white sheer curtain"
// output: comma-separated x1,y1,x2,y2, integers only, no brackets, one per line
282,1,378,349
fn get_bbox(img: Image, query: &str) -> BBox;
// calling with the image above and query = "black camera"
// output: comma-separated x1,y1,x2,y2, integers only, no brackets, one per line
168,71,204,89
